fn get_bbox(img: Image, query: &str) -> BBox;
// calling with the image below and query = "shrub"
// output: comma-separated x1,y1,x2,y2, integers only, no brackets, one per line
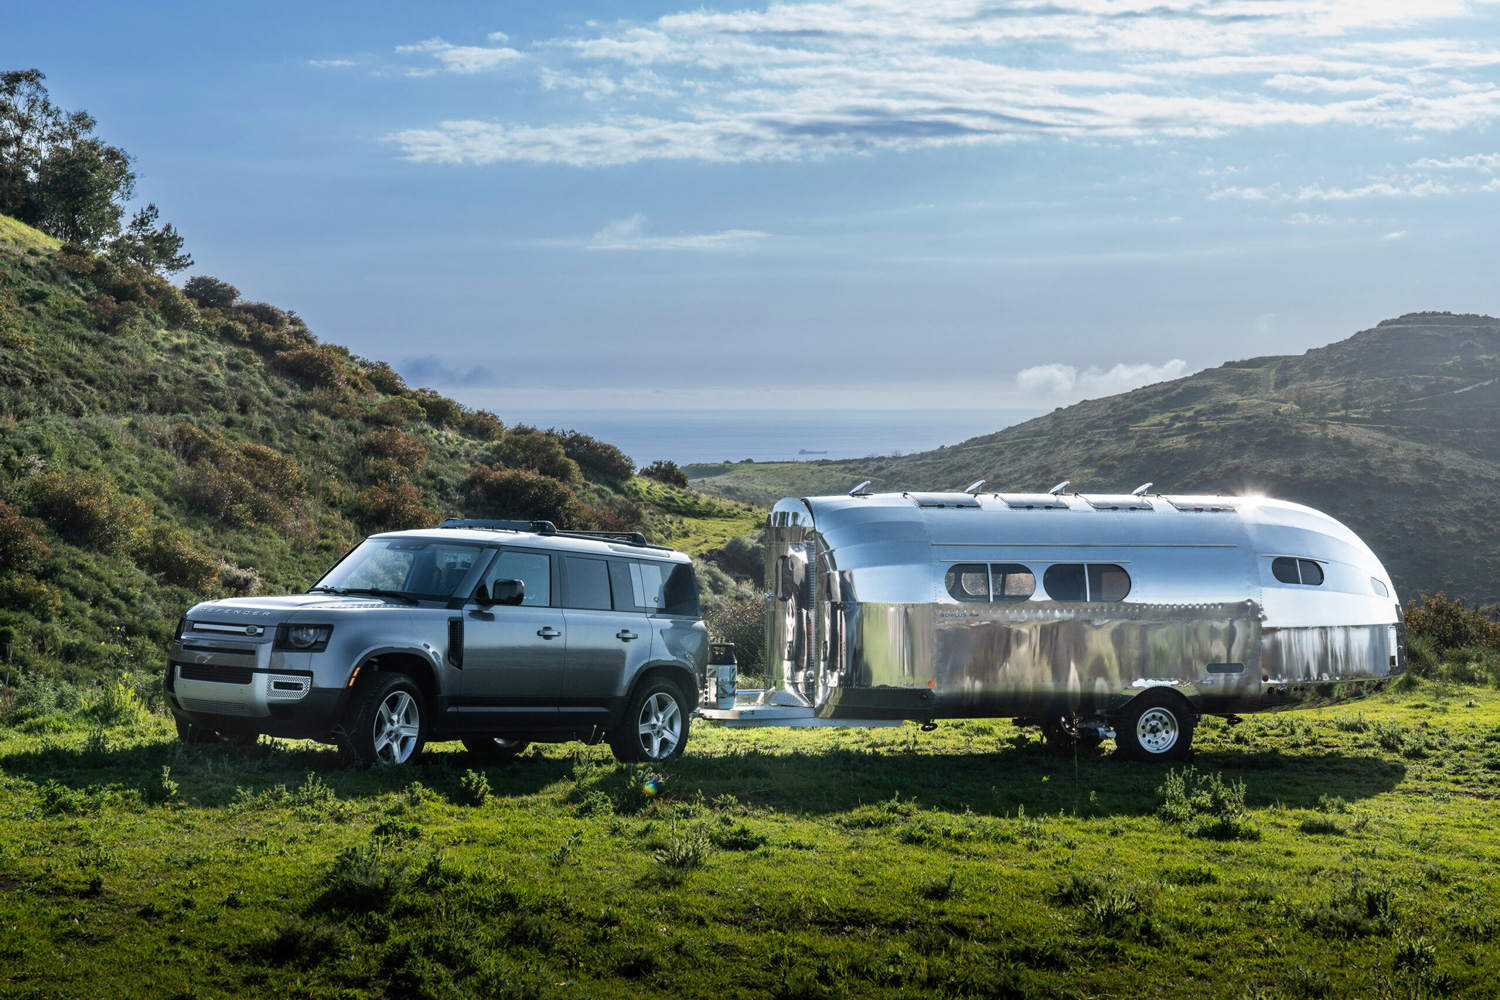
561,431,634,480
272,346,347,389
703,534,764,586
704,598,765,679
1157,767,1260,841
133,522,219,592
464,465,581,527
219,561,262,596
85,676,147,727
410,388,463,427
0,573,62,620
362,359,407,395
319,842,411,913
458,769,490,806
357,482,437,531
182,275,238,309
1405,592,1500,653
458,408,504,441
362,428,429,476
233,300,288,328
575,497,645,533
654,825,713,870
0,501,52,572
28,470,150,552
641,459,689,488
492,426,582,484
173,423,303,528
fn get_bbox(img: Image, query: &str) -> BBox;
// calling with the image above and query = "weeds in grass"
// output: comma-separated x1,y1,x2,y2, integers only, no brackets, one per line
1299,815,1346,836
85,676,146,727
653,824,713,872
550,834,580,867
1162,863,1219,886
575,789,615,818
318,841,411,913
1157,767,1261,840
247,917,344,967
917,871,962,901
1394,933,1437,975
1331,713,1371,733
1300,883,1398,938
149,766,179,805
711,820,769,851
459,769,490,806
836,793,918,830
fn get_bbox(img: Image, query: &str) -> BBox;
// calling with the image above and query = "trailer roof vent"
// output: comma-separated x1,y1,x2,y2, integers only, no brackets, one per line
904,492,981,508
998,493,1072,510
1163,495,1236,513
1082,495,1156,511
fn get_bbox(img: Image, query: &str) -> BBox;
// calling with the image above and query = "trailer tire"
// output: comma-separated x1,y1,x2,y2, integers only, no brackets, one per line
609,679,690,763
1042,717,1105,750
1113,689,1195,762
463,737,530,762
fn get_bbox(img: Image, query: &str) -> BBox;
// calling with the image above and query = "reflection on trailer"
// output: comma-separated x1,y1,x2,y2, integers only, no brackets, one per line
697,486,1405,761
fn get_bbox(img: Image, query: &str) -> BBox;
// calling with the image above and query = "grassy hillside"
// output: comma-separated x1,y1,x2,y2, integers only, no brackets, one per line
691,312,1500,605
0,214,760,685
1,674,1497,998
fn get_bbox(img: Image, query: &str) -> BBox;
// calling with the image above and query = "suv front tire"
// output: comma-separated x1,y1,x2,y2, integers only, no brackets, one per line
340,672,427,767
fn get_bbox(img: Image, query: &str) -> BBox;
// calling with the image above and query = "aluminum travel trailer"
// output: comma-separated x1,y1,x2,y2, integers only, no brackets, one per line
698,487,1405,761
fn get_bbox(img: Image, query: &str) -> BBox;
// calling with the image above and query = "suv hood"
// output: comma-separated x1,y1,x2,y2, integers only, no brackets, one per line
188,594,410,618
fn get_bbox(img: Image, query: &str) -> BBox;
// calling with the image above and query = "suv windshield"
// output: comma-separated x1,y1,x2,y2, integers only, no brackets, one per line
314,538,484,602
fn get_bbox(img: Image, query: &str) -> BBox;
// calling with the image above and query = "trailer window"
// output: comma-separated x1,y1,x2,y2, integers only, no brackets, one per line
945,564,991,602
1089,564,1131,601
1044,563,1130,601
991,564,1035,601
1043,564,1087,602
1272,557,1324,586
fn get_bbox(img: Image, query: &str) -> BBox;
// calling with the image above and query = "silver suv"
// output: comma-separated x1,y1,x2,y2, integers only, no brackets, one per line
165,519,708,765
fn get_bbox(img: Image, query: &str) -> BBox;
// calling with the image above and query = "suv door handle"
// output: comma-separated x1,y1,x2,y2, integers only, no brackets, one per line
616,630,638,641
537,627,562,639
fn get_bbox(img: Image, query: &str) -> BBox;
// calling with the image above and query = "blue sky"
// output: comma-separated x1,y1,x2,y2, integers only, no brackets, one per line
7,1,1500,416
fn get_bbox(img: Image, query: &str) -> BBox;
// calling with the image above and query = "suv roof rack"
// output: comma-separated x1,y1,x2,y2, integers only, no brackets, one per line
436,518,671,550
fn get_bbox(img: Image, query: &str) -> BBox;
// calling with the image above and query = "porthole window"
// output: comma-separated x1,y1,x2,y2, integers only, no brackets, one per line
1043,563,1130,602
945,564,991,602
1089,564,1132,601
1272,556,1325,586
992,564,1036,602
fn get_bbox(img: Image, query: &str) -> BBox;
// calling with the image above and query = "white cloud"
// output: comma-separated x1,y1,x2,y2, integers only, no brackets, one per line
309,58,357,68
587,213,771,250
1412,152,1500,170
1286,211,1336,224
1017,359,1189,400
395,37,523,75
1382,230,1409,239
387,0,1500,166
1485,177,1500,190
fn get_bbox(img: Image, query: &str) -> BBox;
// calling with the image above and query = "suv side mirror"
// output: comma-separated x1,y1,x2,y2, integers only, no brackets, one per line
491,579,524,607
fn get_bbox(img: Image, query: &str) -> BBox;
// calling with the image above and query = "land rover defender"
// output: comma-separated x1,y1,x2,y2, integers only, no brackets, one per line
165,519,709,765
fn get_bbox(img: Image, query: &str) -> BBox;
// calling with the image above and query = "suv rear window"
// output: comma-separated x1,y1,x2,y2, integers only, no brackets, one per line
636,560,699,617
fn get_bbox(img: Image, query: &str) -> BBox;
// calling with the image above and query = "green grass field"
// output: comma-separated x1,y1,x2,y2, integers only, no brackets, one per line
2,678,1498,999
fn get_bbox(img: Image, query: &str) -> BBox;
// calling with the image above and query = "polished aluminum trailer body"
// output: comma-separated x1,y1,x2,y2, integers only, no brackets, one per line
739,491,1403,727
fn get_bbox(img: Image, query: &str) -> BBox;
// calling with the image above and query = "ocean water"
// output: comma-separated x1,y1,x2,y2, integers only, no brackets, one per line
496,409,1044,466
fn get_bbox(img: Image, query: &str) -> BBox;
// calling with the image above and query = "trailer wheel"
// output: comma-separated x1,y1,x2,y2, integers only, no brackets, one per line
609,680,690,763
1042,717,1105,750
463,737,530,761
1113,690,1195,762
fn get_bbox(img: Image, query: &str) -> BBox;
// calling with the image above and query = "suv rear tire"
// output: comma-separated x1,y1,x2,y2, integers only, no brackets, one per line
339,672,427,768
609,680,690,763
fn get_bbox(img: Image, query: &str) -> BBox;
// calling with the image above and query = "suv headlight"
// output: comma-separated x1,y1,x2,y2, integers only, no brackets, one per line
275,624,333,652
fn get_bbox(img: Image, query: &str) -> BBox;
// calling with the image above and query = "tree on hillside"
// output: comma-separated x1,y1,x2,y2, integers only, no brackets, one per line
1,69,190,272
109,202,192,273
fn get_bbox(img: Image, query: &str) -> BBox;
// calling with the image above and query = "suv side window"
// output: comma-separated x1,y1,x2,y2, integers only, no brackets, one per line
632,560,700,617
482,549,553,607
563,556,613,611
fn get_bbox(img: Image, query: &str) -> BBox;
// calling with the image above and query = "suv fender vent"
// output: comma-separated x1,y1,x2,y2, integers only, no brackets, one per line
447,617,463,668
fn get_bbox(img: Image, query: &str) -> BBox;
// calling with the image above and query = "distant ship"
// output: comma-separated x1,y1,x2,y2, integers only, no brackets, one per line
798,449,828,455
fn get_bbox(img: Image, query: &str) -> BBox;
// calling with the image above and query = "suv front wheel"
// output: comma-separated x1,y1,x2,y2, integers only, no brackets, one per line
340,672,427,767
609,680,690,763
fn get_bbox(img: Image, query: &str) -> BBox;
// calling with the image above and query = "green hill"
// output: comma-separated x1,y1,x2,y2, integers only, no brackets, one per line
691,312,1500,604
0,214,759,683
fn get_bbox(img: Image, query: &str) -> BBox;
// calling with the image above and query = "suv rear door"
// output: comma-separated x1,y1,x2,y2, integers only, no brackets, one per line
457,547,565,726
558,555,654,728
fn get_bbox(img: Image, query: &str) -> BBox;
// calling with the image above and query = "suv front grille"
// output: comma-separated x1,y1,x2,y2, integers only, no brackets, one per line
178,663,255,685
